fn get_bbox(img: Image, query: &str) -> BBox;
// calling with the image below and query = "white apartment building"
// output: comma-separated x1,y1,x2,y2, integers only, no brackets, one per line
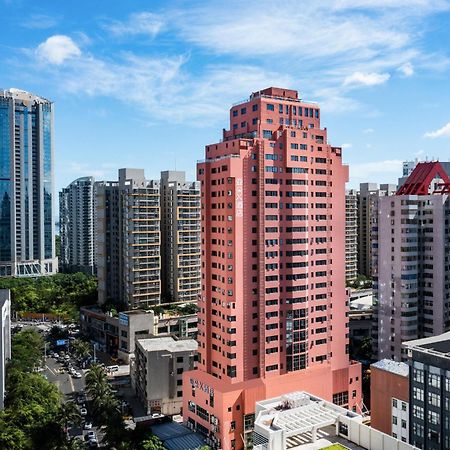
345,189,358,283
0,290,11,410
59,176,96,274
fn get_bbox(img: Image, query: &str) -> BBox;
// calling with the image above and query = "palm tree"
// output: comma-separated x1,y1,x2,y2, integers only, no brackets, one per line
71,339,91,360
85,364,108,398
57,401,82,434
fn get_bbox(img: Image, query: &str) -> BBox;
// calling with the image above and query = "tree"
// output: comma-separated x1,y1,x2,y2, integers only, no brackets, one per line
8,328,44,373
57,401,82,434
71,339,91,360
141,436,166,450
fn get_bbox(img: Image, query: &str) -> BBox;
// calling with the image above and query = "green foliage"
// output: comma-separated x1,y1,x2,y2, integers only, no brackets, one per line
355,336,373,361
9,328,44,372
71,338,91,359
347,274,372,289
1,329,66,450
141,435,166,450
55,235,61,258
0,272,97,320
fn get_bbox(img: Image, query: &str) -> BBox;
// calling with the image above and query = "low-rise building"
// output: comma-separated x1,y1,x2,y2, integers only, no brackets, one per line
404,332,450,449
370,359,410,443
253,391,414,450
80,306,198,363
0,289,11,410
133,336,197,416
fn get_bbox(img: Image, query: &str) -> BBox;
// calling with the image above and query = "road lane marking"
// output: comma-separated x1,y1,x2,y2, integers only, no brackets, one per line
46,365,57,376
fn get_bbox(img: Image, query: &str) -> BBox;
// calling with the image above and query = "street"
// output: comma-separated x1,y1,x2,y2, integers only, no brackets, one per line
44,353,104,446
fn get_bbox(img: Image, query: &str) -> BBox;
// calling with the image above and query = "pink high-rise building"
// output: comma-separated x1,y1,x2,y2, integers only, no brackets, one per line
183,87,362,449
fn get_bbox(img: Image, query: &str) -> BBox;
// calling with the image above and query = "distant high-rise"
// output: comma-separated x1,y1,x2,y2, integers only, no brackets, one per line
374,162,450,361
345,189,358,283
59,176,95,274
183,87,361,449
0,89,57,276
358,182,396,277
160,171,201,303
397,159,419,189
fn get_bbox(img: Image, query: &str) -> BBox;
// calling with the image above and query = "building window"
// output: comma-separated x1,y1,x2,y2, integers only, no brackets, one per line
413,368,424,383
413,387,424,402
413,404,424,420
428,392,440,407
428,410,440,425
333,391,348,406
429,372,441,389
392,399,398,408
392,416,397,425
266,104,274,111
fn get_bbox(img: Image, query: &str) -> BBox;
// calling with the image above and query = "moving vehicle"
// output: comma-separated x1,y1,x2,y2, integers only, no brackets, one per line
72,372,82,379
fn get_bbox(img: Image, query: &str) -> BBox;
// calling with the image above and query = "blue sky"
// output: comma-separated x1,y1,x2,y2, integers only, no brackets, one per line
2,0,450,192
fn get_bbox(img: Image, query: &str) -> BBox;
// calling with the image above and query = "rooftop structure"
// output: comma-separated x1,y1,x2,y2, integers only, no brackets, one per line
396,161,450,195
136,335,198,353
371,360,409,378
254,391,414,449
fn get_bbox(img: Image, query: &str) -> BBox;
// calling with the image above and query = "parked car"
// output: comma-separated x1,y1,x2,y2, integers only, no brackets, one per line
72,372,82,379
84,422,92,430
89,439,98,448
80,408,87,416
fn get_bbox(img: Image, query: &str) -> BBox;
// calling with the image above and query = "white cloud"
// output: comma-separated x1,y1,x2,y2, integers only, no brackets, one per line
22,14,60,30
397,62,414,76
424,122,450,138
343,71,390,87
341,143,353,149
105,12,164,37
363,128,375,133
36,41,292,123
36,35,81,65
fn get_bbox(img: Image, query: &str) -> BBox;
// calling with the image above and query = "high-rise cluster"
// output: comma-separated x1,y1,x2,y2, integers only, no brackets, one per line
0,89,57,276
183,87,361,450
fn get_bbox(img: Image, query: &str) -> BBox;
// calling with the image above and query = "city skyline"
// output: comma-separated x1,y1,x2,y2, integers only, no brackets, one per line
1,0,450,194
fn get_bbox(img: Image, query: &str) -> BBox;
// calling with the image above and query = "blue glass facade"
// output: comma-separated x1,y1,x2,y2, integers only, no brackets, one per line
42,105,53,259
0,98,11,262
0,90,55,274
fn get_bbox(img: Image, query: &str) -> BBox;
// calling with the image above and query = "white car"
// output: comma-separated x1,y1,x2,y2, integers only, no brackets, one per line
80,408,88,416
72,372,82,379
84,422,92,430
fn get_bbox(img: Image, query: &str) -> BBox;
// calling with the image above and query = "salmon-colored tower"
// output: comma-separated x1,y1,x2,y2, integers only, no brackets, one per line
183,87,362,450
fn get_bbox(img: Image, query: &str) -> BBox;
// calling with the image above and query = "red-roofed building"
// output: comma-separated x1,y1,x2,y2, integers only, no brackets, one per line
374,162,450,361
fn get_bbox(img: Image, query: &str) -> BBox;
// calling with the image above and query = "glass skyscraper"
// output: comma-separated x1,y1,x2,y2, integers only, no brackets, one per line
0,89,57,276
